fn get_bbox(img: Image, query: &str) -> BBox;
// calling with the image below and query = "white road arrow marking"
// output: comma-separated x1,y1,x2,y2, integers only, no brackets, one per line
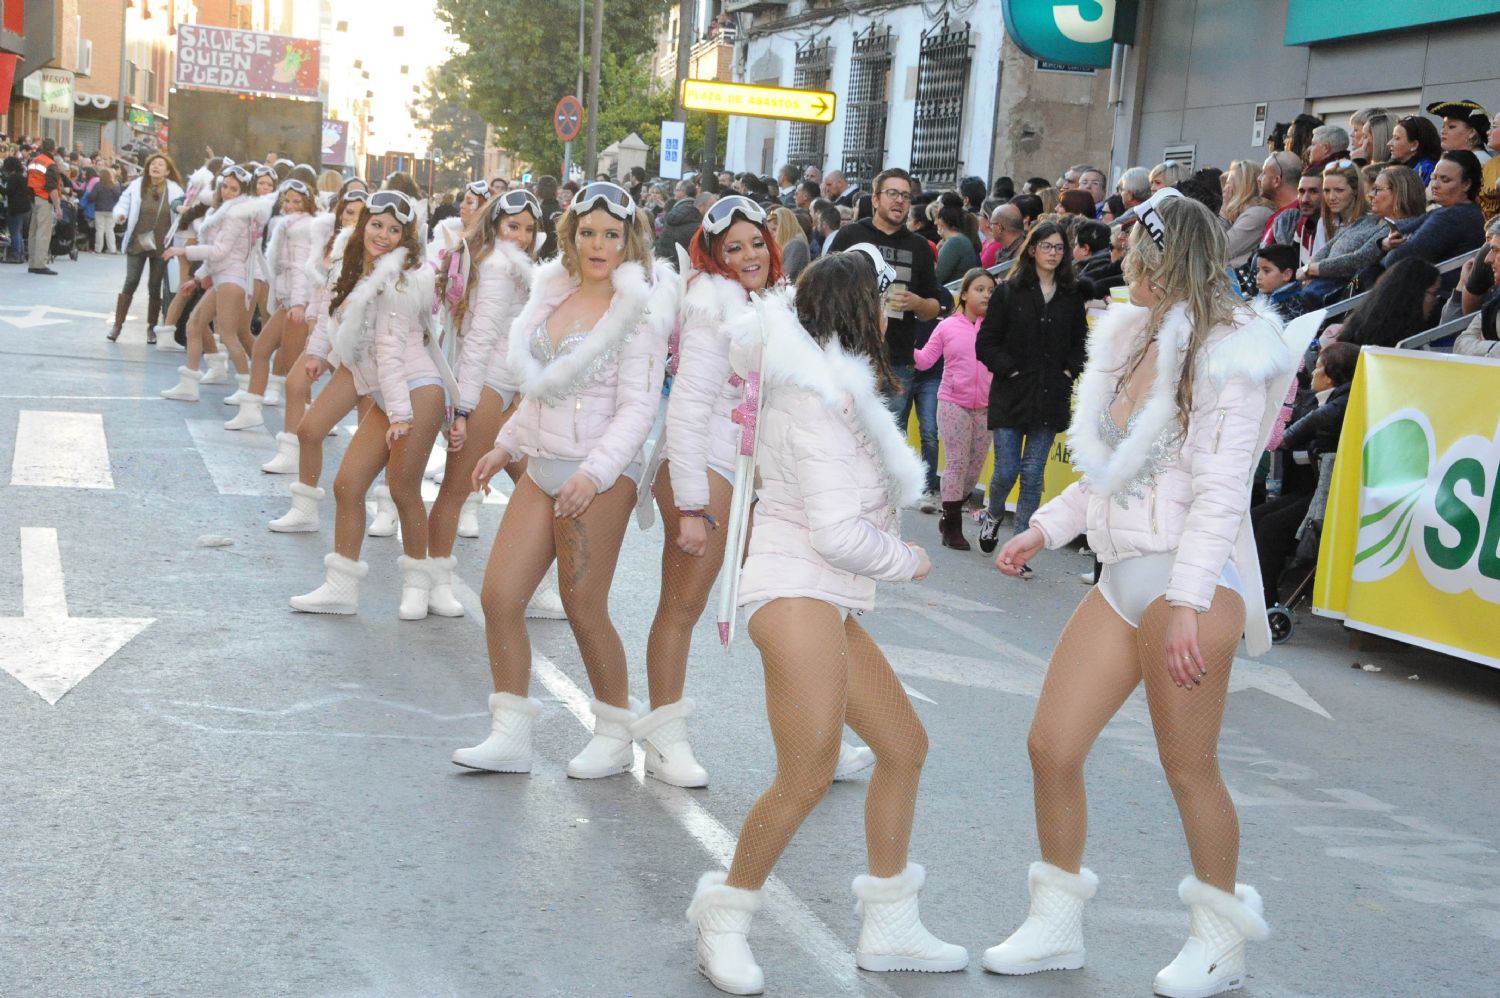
0,305,69,329
0,528,154,705
1229,657,1331,718
10,410,114,489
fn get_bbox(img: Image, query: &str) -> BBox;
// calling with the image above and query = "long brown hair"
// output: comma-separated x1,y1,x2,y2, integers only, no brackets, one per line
141,153,183,189
1007,221,1079,292
329,207,423,315
442,203,539,327
793,252,898,392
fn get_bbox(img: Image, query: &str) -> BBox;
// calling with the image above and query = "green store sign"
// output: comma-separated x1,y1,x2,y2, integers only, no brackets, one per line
1001,0,1138,69
128,108,155,129
1285,0,1500,45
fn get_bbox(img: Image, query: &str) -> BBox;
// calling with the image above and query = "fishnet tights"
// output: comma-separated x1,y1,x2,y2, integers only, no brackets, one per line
644,462,733,707
186,285,250,376
1027,587,1247,892
294,367,358,486
725,599,928,890
479,473,638,707
428,386,518,558
331,385,446,560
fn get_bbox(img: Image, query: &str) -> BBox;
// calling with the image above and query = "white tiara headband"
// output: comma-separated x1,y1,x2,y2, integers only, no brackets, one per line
1132,186,1183,249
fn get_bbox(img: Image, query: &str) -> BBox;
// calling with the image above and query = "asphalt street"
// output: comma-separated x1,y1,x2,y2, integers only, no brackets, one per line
2,252,1498,998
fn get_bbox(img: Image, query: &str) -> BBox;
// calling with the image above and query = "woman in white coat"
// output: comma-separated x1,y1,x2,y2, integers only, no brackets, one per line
455,183,678,778
986,193,1297,997
686,251,967,995
108,153,184,342
289,190,455,618
425,188,541,615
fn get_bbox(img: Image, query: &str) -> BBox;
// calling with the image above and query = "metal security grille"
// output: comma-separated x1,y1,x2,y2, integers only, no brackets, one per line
787,38,833,171
841,25,892,189
910,16,973,188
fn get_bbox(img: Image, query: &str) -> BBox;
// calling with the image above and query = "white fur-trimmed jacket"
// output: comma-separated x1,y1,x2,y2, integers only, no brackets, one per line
452,240,534,411
1029,300,1300,653
305,223,349,363
328,246,440,425
493,258,679,492
183,194,256,281
728,288,926,611
265,210,322,310
663,271,756,510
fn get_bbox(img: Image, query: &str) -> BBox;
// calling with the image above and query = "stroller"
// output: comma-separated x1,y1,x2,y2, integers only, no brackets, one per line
50,195,80,262
1266,452,1337,644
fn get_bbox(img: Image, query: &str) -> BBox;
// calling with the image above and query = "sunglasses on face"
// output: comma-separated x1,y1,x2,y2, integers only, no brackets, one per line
490,188,541,220
367,190,416,224
702,195,766,236
569,181,636,220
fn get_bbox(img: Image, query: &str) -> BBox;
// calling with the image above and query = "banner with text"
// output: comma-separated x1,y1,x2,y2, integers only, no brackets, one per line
321,119,349,165
1313,348,1500,669
175,24,320,99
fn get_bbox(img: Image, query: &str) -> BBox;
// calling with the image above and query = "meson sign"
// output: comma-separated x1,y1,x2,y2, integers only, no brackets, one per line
174,24,320,100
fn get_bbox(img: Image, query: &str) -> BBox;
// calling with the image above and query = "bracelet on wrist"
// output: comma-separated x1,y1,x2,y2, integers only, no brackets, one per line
453,409,470,420
679,509,718,530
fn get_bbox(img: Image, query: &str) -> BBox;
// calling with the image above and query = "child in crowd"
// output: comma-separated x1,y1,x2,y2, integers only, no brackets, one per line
1255,243,1308,320
914,267,996,550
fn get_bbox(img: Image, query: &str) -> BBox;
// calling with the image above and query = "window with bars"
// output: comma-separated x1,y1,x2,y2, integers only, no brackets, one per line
787,38,833,172
841,25,892,190
910,16,973,188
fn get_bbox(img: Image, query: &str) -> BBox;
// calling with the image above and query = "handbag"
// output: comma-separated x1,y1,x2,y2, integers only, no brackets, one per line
131,186,167,254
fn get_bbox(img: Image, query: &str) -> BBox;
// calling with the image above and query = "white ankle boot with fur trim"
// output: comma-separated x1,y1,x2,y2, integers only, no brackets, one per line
457,491,482,538
982,862,1098,974
154,326,184,351
289,554,367,614
397,556,432,620
224,393,264,430
426,555,465,617
269,482,323,532
631,698,708,788
1153,877,1269,998
223,373,252,404
200,354,230,385
687,872,764,995
565,699,640,779
264,374,285,407
852,863,968,973
452,692,542,772
159,366,202,402
262,432,299,474
367,485,399,536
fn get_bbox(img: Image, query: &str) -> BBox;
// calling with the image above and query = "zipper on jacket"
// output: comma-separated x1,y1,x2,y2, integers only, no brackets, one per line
1213,408,1228,452
573,397,582,441
1150,486,1158,535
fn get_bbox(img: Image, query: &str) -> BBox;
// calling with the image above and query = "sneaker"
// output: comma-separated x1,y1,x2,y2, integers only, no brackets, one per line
977,511,1003,554
919,490,940,514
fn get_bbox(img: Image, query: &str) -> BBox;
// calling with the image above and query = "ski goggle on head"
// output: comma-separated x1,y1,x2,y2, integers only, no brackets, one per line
843,242,897,295
490,188,541,221
219,164,252,185
253,164,276,179
341,189,369,205
569,181,636,220
464,180,492,199
366,190,417,224
279,179,312,197
701,195,766,237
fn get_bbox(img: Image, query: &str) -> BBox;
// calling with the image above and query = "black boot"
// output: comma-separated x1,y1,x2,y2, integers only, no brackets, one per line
107,293,130,341
940,501,971,551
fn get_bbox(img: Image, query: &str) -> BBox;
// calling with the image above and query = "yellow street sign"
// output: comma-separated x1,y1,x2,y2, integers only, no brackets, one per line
681,79,837,125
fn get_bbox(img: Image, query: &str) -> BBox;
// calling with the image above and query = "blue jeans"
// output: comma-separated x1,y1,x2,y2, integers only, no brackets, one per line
5,210,27,261
988,426,1057,531
886,364,940,493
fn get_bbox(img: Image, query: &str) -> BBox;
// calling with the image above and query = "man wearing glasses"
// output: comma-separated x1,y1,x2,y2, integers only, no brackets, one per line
826,167,946,504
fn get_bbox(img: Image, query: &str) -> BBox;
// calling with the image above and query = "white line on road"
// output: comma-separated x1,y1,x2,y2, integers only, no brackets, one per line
451,578,894,997
185,418,282,496
0,395,165,401
9,410,114,489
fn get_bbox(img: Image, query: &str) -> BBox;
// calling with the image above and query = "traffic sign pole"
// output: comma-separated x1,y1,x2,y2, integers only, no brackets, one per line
555,94,584,180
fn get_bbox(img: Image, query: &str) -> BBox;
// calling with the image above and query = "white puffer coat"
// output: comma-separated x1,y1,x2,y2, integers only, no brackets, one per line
304,221,347,363
452,240,534,411
662,271,758,509
493,258,679,493
1029,300,1300,655
329,246,444,425
728,289,927,611
184,194,256,282
265,210,320,310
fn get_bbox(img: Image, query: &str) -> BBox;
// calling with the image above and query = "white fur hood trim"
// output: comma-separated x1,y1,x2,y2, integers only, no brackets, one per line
682,270,755,326
299,213,338,285
1066,299,1293,497
195,195,246,242
476,237,535,287
187,166,215,207
330,247,434,368
505,258,679,404
266,210,314,271
729,287,928,508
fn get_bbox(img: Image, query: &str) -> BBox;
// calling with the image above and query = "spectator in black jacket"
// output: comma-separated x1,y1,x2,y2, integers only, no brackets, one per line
3,155,30,263
654,192,711,263
974,221,1089,561
1382,150,1486,291
1252,341,1359,606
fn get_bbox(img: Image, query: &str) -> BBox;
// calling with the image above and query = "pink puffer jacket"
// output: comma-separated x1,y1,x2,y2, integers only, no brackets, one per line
494,258,680,492
328,246,444,425
266,211,320,310
728,289,927,611
1029,301,1300,654
663,271,756,509
453,240,534,411
913,312,992,408
304,223,348,363
184,195,256,281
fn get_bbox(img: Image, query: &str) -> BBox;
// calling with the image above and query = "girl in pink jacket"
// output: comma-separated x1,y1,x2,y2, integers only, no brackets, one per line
228,178,321,432
913,266,996,550
159,165,258,402
988,194,1299,997
289,190,457,620
686,252,967,995
425,188,541,619
458,183,679,778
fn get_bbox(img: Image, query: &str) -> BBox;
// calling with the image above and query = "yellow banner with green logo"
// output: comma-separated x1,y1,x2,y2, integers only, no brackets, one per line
1314,348,1500,668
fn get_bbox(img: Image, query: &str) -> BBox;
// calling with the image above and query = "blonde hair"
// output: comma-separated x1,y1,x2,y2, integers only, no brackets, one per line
1036,185,1059,215
555,205,654,278
1220,160,1269,221
1319,159,1368,237
317,169,343,195
1120,196,1243,436
96,166,117,187
766,206,803,248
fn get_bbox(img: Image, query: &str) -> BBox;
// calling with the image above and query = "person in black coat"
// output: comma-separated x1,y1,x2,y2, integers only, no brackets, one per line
1251,341,1359,607
974,221,1090,559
